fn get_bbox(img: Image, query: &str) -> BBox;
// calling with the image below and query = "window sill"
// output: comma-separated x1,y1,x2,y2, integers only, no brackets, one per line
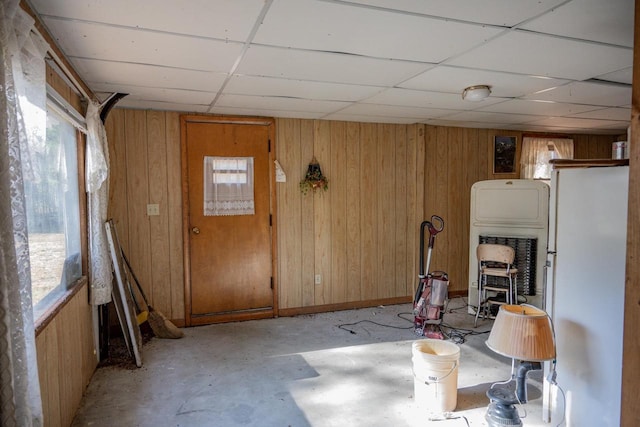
34,276,88,337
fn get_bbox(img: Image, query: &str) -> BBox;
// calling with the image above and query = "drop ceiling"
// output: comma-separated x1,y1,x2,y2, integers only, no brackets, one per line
28,0,634,134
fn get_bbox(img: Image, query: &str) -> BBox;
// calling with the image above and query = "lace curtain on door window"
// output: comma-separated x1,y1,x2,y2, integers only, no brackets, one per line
204,157,255,216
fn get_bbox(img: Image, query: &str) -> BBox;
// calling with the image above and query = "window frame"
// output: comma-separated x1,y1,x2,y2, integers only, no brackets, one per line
33,86,88,335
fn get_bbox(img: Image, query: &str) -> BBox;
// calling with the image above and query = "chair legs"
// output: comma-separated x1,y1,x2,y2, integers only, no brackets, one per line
474,274,518,328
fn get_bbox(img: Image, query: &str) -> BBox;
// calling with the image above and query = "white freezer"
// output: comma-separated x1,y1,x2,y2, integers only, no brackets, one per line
544,166,628,426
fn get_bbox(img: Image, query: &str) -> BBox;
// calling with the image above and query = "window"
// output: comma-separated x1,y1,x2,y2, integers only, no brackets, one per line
520,137,574,180
204,156,255,216
25,106,82,318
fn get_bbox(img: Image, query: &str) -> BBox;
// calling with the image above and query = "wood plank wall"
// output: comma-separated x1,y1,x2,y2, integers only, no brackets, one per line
105,110,617,319
36,283,95,427
104,109,185,322
275,119,425,311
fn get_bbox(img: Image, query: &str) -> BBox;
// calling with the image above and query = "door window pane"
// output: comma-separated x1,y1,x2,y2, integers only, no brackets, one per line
204,156,255,216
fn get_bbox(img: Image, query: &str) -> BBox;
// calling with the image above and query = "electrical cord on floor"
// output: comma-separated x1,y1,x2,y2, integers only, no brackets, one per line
427,415,470,426
439,323,491,344
337,312,415,334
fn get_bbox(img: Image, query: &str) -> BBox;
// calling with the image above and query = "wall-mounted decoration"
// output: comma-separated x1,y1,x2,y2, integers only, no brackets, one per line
493,136,517,174
274,159,286,182
300,156,328,195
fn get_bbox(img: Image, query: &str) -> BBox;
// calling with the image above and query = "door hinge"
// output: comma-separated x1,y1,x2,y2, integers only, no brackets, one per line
270,277,274,289
269,214,272,226
268,139,271,153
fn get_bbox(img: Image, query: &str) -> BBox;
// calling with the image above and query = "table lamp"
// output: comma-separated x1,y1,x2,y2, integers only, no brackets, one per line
485,304,556,427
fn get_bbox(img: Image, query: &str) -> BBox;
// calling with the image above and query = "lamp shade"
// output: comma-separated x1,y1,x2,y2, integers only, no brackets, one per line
486,305,555,362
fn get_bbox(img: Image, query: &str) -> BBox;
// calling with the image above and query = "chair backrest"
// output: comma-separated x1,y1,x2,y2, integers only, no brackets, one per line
477,243,515,265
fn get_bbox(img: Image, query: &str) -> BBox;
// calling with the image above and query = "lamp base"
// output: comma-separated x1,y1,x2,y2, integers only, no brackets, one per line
485,387,522,427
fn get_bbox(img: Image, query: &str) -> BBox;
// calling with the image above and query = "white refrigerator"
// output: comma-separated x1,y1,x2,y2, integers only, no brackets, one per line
544,165,628,426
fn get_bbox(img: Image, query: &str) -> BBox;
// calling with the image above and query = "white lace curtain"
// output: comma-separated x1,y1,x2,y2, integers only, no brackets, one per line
0,0,45,424
86,101,112,305
204,157,255,216
520,137,574,179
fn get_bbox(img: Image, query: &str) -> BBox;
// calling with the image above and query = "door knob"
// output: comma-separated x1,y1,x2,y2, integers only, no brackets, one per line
192,227,200,234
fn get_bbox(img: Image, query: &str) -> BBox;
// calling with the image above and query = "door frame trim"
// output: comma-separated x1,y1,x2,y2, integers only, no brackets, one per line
180,115,277,326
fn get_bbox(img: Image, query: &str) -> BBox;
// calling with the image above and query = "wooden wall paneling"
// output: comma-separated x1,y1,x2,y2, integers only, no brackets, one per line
57,299,80,427
405,125,425,295
313,120,332,305
146,111,171,314
459,128,479,293
433,126,449,273
394,125,408,297
124,110,153,302
360,123,378,300
300,120,315,307
415,126,426,286
105,109,130,255
477,129,490,181
377,124,395,298
423,125,438,273
330,121,347,304
345,122,362,302
447,127,464,290
37,320,62,427
165,112,184,320
277,118,303,309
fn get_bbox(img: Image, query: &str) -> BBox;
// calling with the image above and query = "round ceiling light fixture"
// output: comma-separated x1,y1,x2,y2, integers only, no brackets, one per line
462,85,491,101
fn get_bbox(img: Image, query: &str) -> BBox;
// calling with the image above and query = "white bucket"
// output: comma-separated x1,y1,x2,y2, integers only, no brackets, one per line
412,339,460,414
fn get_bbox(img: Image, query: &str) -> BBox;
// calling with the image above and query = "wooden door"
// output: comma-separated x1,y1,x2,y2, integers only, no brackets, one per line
182,116,276,325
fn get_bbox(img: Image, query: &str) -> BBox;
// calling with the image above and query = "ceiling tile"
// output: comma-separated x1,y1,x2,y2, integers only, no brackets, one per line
479,99,602,116
595,67,633,85
32,0,265,41
208,106,322,119
216,94,349,113
424,119,510,129
448,30,633,81
568,107,631,121
520,0,634,47
223,75,382,101
322,113,421,124
339,0,567,26
91,83,216,105
43,18,243,72
526,116,628,131
440,111,541,125
336,103,451,119
523,81,631,107
254,0,503,62
73,58,227,92
115,99,209,113
363,88,507,110
398,65,569,97
237,45,431,86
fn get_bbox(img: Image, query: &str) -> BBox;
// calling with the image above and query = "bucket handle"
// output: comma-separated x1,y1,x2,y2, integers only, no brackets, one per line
413,360,458,385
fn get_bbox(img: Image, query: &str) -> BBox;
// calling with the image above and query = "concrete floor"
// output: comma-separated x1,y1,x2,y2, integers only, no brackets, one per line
72,298,548,427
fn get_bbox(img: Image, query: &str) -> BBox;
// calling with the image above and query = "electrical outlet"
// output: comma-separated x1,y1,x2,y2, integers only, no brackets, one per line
147,204,160,216
314,274,322,285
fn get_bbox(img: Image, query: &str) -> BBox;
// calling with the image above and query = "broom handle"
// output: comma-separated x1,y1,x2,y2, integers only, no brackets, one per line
120,248,151,308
